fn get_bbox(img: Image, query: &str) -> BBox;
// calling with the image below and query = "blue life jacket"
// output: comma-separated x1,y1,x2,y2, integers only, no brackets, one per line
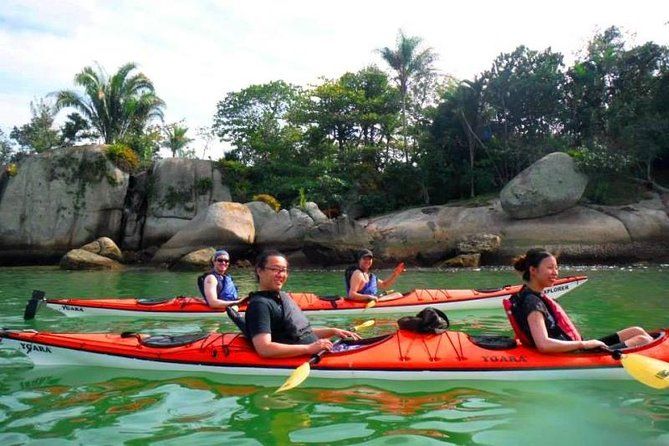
197,271,238,303
344,265,378,296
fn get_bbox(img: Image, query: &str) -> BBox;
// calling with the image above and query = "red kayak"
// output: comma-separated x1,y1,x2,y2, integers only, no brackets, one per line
1,326,667,383
25,276,587,319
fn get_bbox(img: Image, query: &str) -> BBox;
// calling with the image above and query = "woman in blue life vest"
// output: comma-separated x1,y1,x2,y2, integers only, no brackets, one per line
345,249,405,303
509,248,653,353
198,249,242,309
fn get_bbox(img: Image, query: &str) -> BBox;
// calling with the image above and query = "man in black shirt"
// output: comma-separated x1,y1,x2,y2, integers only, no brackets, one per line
245,250,360,358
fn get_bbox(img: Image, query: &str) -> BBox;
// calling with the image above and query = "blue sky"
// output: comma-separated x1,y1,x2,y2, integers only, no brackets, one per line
1,0,668,158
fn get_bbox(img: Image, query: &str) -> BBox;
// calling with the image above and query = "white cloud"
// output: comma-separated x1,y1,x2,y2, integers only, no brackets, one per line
1,0,668,159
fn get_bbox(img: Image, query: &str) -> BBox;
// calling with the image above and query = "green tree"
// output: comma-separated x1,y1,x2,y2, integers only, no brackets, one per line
378,30,437,159
213,80,304,165
481,45,566,185
564,27,625,145
565,28,669,189
447,77,489,197
299,67,400,161
606,42,669,183
10,98,61,153
0,129,15,165
54,62,165,144
60,112,92,146
162,121,194,157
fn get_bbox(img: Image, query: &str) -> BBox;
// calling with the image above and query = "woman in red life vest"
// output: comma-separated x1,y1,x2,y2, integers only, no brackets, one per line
509,248,653,353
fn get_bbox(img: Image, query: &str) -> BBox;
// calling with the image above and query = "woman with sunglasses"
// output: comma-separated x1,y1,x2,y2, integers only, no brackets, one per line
198,249,242,308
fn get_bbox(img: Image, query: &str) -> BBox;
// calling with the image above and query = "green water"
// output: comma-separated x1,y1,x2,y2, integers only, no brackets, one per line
0,265,668,445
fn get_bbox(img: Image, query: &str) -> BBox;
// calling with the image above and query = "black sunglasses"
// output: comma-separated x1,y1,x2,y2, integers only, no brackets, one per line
215,258,230,264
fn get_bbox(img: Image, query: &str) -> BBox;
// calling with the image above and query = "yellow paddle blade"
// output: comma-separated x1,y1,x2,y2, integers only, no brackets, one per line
621,353,669,390
275,361,311,393
353,319,375,332
364,299,376,310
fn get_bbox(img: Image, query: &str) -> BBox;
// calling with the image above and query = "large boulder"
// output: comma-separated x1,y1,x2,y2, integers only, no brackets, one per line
303,216,373,265
303,202,329,224
587,195,669,242
142,158,232,248
172,247,216,271
0,145,129,265
80,237,123,262
246,201,321,251
500,152,588,219
363,205,503,264
360,199,669,265
60,249,123,270
152,202,254,264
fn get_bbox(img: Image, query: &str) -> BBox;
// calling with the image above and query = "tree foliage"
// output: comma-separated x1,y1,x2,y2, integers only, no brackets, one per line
53,62,165,148
162,121,194,158
10,98,61,153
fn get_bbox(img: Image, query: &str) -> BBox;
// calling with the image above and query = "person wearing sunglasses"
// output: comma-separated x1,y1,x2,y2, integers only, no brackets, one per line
197,249,242,308
245,249,361,358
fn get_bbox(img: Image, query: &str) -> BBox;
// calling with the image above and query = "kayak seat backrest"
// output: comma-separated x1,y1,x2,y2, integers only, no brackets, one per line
316,295,341,302
474,287,504,293
226,306,251,338
330,334,393,353
469,335,517,350
503,297,534,347
137,297,174,305
140,332,209,348
197,273,209,298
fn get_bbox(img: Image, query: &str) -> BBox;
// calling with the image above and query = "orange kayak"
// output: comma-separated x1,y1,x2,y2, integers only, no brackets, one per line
27,276,587,319
1,326,666,383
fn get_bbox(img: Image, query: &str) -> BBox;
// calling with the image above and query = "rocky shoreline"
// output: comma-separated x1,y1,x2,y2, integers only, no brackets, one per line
1,146,668,269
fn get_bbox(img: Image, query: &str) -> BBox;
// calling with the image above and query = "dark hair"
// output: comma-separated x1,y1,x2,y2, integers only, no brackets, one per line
356,249,374,261
254,249,287,282
512,248,553,281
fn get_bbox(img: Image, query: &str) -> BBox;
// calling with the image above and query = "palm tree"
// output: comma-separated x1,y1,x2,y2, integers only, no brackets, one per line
378,30,436,158
53,62,165,144
162,122,193,157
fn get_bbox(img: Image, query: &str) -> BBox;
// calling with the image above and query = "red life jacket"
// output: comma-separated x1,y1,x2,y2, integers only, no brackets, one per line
503,291,582,347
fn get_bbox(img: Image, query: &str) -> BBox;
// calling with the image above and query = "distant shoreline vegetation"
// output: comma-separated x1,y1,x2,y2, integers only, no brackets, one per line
1,26,668,216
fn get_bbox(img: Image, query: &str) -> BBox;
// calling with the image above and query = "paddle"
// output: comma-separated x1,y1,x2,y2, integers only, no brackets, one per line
613,350,669,389
24,290,46,320
275,319,375,393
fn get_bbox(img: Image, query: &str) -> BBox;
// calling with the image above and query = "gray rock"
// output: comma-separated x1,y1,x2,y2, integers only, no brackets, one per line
80,237,123,262
500,152,588,219
0,145,128,264
246,201,317,250
172,247,216,271
152,202,254,264
587,195,669,242
60,249,124,270
457,234,501,254
304,202,328,223
142,158,232,248
441,253,481,268
303,216,372,265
